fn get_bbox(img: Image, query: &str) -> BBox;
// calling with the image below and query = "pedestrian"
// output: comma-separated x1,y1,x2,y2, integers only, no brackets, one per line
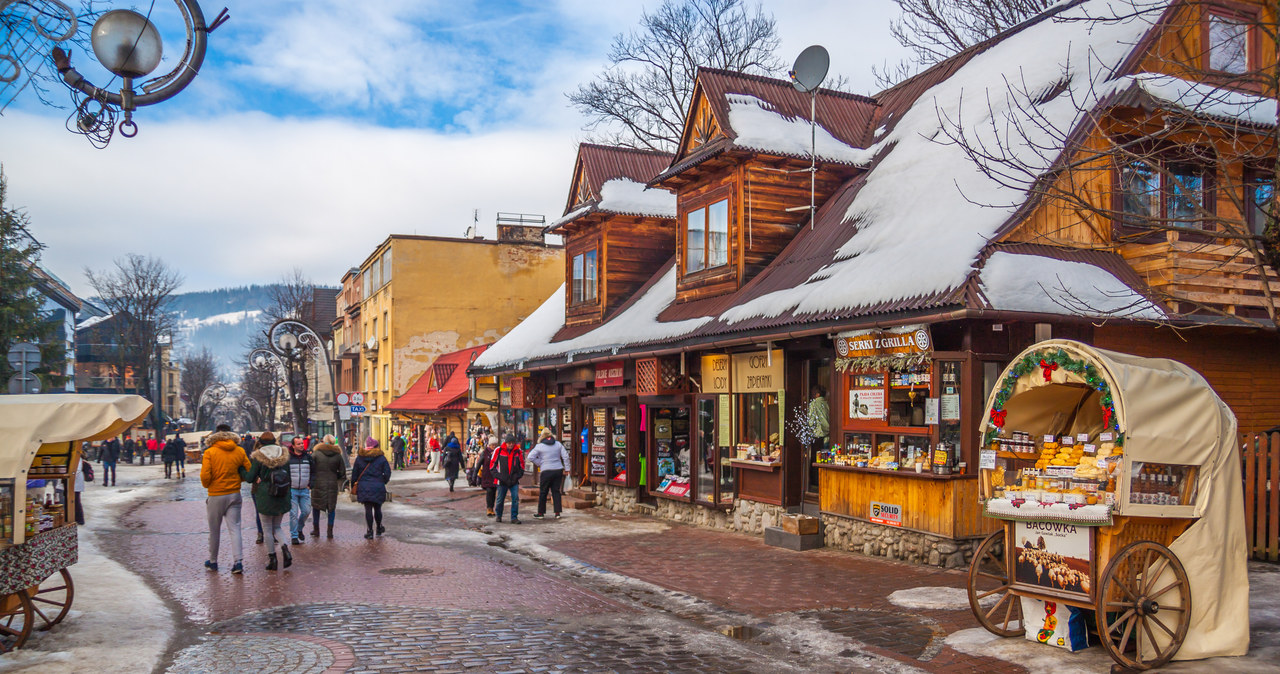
286,436,314,545
147,435,160,464
528,429,571,519
391,432,406,470
490,433,525,524
73,451,87,525
201,424,250,574
427,430,442,473
173,434,188,478
122,434,136,464
478,436,498,516
441,434,464,492
100,435,119,486
241,432,292,571
351,437,391,539
162,435,180,479
310,435,346,540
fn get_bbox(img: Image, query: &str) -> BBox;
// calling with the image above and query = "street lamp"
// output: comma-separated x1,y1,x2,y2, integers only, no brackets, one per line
50,0,229,147
267,319,345,458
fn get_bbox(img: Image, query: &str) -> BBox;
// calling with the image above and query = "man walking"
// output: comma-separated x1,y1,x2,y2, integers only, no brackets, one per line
390,432,406,470
122,434,136,464
490,433,525,524
287,436,314,545
100,435,120,486
202,424,250,574
147,435,160,464
528,429,571,519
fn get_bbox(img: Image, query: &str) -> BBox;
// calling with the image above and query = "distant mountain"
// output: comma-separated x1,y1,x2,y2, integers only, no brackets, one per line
170,286,279,375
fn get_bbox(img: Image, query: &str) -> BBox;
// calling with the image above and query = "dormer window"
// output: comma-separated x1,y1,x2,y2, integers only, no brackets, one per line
1206,10,1252,75
685,197,729,274
572,249,598,304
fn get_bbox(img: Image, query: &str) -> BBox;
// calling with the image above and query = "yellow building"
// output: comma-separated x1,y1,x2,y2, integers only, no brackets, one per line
355,227,563,449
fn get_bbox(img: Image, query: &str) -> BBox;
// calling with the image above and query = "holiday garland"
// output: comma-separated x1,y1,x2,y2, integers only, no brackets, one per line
984,347,1124,447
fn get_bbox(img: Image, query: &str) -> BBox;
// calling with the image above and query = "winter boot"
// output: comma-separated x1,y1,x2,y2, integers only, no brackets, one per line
266,553,278,571
311,521,320,539
256,532,263,545
281,544,292,569
364,527,374,540
326,524,334,539
376,524,385,537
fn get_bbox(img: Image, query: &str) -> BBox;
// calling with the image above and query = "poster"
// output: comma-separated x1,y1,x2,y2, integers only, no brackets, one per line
717,395,731,447
1012,521,1093,596
924,397,939,425
848,388,886,420
589,453,607,477
940,394,960,421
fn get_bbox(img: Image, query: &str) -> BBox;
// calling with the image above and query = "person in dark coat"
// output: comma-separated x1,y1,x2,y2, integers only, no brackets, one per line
99,436,120,486
352,437,391,539
161,435,182,479
122,435,137,464
441,436,464,492
390,432,406,470
478,436,498,516
240,432,292,570
490,433,525,524
310,436,346,539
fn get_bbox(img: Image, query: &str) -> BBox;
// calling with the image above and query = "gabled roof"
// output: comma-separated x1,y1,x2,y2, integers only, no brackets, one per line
387,345,489,413
549,144,676,234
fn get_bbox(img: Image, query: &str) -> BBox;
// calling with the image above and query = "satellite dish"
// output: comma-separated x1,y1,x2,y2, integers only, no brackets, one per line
789,45,829,93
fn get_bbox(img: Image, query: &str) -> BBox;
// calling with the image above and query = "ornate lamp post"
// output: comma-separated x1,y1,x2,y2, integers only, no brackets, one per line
266,319,344,457
196,382,227,430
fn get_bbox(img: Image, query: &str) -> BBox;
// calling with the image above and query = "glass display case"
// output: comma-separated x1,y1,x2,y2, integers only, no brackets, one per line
823,432,934,471
1128,462,1198,506
652,406,691,498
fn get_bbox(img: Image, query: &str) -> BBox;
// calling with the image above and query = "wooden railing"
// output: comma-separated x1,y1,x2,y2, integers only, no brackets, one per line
1243,431,1279,562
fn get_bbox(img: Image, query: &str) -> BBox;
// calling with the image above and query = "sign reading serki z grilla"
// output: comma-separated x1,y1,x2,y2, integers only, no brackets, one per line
869,501,902,527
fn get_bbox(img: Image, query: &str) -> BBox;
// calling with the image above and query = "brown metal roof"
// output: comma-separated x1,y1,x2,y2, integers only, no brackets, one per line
562,144,673,216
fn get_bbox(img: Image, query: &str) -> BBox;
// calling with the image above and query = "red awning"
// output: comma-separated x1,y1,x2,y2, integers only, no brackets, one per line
386,345,488,413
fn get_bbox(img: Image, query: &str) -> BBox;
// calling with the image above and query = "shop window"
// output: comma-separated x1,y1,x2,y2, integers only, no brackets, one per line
937,361,963,464
571,249,598,304
694,400,715,502
737,392,781,453
1206,11,1251,75
685,198,729,274
1116,159,1212,231
653,406,692,498
1246,170,1274,235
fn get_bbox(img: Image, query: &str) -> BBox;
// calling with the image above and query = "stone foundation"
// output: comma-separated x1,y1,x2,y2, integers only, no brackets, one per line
598,485,787,536
821,514,983,568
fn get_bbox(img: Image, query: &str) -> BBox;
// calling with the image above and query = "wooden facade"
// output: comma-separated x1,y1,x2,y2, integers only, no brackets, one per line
563,216,675,327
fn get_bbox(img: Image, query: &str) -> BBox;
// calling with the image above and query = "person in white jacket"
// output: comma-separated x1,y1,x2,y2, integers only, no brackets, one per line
528,429,571,519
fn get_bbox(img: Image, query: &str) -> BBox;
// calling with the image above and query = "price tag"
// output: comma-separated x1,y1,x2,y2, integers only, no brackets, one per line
1099,432,1114,442
1043,435,1056,443
1076,433,1090,443
1060,436,1074,445
1083,444,1097,454
979,449,997,470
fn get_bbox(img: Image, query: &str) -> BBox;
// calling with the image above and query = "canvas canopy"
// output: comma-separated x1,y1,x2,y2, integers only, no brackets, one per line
979,340,1247,660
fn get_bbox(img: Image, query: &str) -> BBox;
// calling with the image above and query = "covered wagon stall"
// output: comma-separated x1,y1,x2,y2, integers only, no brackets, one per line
968,340,1247,670
0,394,152,653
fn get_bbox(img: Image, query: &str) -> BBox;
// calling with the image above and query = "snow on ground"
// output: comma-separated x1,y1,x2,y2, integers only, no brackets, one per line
889,587,985,611
0,464,175,674
946,561,1280,673
177,310,262,330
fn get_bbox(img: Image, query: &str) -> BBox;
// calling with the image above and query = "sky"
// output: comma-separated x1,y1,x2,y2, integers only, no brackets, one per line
1,0,913,296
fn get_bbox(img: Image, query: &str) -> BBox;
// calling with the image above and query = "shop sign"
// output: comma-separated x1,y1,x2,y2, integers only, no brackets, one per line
848,388,886,421
595,360,625,388
1012,521,1093,597
702,354,730,393
869,501,902,527
835,326,931,358
717,395,731,446
731,350,783,392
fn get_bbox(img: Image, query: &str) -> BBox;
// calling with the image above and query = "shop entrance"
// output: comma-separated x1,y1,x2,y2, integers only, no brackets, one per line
803,357,833,500
648,404,692,500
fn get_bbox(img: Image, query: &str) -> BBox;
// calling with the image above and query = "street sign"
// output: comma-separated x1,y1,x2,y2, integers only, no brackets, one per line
336,392,350,405
7,373,41,395
7,342,40,371
351,392,365,405
350,405,366,413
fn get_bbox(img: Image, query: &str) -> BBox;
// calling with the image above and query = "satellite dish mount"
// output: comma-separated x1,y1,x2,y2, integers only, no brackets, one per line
787,45,830,229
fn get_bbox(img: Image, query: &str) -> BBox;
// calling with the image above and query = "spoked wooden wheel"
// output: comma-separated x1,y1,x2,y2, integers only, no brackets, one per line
30,568,74,631
1095,541,1191,670
968,529,1023,637
0,591,34,653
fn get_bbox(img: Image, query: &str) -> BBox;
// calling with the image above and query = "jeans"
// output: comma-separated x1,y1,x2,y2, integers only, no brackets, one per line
289,488,311,538
206,493,243,563
176,457,185,476
101,461,116,485
312,507,336,529
538,469,565,515
495,483,519,520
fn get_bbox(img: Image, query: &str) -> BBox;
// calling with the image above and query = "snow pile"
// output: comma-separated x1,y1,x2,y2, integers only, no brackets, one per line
598,179,677,218
888,586,984,611
178,309,262,330
981,252,1166,319
1120,72,1278,127
726,94,865,164
549,205,591,230
945,627,1114,673
473,266,713,369
723,1,1170,323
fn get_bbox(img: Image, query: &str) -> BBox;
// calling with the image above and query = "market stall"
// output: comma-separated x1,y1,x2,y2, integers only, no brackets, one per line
0,393,152,653
968,340,1246,669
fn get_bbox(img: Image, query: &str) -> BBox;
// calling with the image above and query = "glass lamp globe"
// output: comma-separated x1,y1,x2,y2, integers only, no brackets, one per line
91,10,163,78
278,333,299,351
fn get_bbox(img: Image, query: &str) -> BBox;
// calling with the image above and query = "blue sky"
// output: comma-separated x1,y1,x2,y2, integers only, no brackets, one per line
2,0,910,295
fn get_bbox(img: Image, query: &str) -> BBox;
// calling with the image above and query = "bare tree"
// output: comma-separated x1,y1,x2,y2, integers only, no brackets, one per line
180,346,221,430
258,269,321,434
931,1,1280,326
239,356,278,431
569,0,784,152
262,267,314,324
85,255,183,429
876,0,1055,87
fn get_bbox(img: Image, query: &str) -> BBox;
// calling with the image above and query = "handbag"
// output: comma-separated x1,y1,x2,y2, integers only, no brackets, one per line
348,464,365,503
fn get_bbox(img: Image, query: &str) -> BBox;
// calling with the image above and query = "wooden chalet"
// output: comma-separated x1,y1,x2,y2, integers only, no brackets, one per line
472,0,1280,567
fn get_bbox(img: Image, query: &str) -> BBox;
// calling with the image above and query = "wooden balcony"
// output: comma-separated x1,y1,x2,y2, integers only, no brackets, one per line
1120,237,1280,319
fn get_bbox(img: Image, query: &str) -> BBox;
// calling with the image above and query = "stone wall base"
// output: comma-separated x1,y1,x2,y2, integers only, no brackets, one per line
822,513,983,569
598,485,786,536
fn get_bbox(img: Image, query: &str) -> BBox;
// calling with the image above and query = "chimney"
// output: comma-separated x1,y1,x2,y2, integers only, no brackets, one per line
495,212,547,245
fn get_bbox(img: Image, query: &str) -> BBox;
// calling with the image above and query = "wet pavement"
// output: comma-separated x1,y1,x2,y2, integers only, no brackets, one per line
96,469,1033,673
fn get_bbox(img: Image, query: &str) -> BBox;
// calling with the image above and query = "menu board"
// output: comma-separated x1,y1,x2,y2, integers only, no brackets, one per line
849,388,886,420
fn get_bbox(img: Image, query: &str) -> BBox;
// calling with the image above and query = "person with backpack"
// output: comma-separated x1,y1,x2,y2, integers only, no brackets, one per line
490,433,525,524
352,437,391,539
441,434,464,492
240,432,293,571
528,429,571,519
202,424,251,574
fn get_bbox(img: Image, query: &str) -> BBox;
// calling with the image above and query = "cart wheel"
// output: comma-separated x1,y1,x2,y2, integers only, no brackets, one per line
968,529,1023,637
30,568,74,631
1095,541,1191,671
0,590,33,653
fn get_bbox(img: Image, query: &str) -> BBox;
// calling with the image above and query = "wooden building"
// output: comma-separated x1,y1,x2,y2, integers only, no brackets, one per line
471,0,1280,567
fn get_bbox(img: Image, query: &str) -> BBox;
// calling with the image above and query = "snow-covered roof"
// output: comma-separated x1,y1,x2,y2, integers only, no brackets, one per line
1108,72,1278,128
980,252,1166,319
76,314,114,331
472,265,712,370
597,178,676,218
726,94,865,164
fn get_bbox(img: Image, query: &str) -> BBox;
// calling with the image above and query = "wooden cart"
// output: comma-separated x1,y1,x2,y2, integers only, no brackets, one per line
966,340,1247,670
0,394,152,653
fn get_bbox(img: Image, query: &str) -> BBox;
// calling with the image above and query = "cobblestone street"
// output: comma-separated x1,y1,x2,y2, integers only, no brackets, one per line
59,466,1277,673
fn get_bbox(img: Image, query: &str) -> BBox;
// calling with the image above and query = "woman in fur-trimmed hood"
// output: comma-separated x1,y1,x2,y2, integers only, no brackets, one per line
352,438,391,539
240,432,293,570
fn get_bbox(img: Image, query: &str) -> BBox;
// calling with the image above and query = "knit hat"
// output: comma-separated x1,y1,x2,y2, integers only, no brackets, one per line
258,431,276,445
487,436,500,447
365,437,380,449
